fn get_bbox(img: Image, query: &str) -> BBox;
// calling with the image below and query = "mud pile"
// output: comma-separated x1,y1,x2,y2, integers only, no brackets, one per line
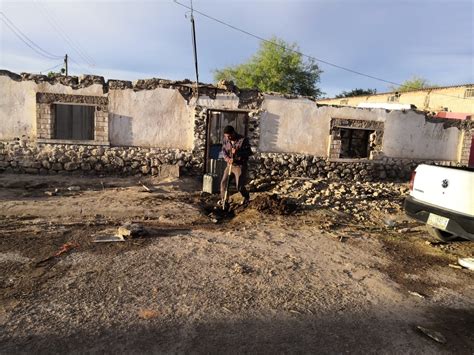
249,194,297,215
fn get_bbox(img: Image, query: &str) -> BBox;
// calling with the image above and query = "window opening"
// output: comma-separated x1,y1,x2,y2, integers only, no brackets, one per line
54,104,95,140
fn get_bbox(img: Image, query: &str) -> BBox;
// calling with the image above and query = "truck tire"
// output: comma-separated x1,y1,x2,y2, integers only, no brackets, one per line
426,226,459,242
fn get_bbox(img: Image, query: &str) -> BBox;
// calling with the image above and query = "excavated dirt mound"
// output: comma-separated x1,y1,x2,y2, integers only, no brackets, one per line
249,194,298,215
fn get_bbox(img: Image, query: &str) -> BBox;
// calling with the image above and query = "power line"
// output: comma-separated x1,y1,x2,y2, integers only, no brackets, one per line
33,1,96,67
173,1,473,101
0,12,63,60
40,62,63,74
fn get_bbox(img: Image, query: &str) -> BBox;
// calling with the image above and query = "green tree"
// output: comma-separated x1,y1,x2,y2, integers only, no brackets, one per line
214,37,323,97
390,76,436,92
335,88,377,98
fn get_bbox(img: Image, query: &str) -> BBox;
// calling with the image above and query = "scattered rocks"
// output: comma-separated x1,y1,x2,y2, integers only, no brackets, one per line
116,223,146,239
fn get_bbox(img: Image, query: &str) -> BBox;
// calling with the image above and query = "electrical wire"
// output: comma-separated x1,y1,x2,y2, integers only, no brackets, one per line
33,1,96,67
173,0,473,100
40,62,63,74
0,12,63,60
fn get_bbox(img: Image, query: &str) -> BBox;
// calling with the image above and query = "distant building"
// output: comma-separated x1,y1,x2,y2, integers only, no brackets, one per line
318,84,474,114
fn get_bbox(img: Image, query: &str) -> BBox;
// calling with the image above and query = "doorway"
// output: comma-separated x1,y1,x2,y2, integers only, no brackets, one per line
205,109,249,177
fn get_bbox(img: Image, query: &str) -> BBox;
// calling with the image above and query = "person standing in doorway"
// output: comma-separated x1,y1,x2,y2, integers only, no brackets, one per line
220,125,252,206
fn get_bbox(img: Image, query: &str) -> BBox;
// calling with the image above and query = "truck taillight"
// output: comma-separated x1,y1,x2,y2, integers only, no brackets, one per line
409,171,416,191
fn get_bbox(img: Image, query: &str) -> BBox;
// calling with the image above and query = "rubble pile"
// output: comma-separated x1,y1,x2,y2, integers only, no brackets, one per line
250,194,298,215
249,177,410,221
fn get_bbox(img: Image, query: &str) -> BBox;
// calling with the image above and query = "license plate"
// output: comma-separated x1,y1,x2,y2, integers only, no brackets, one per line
427,213,449,230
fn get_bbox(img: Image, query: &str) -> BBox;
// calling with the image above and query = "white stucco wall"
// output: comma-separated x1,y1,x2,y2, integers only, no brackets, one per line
383,110,460,160
108,87,194,149
259,94,460,160
0,75,104,140
260,95,385,155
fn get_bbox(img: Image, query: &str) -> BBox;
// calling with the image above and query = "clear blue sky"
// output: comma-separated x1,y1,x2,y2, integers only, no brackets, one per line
1,0,473,97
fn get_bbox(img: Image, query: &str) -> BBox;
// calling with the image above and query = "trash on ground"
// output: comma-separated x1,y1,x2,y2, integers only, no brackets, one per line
37,241,79,265
93,235,126,243
448,263,463,269
416,325,447,344
117,223,146,239
458,257,474,270
383,218,397,228
408,291,425,299
67,186,81,191
139,181,153,193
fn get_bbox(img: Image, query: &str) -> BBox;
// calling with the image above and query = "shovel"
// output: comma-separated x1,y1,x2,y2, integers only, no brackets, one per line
222,155,233,211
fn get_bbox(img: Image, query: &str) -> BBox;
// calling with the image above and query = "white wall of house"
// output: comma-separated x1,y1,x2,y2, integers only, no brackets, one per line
108,88,194,149
383,110,460,160
259,94,461,160
0,76,103,140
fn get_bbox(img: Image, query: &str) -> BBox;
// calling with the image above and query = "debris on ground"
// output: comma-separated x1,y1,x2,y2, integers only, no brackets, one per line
408,291,425,299
139,181,154,193
232,262,254,274
458,257,474,270
93,235,126,243
37,241,79,265
416,325,447,344
249,194,297,215
67,186,81,191
117,223,147,239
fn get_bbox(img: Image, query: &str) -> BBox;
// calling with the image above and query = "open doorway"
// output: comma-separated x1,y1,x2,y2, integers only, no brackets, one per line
205,109,249,178
339,128,374,159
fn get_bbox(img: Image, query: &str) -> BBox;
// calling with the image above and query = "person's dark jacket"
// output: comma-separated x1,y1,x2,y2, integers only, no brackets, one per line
221,134,252,166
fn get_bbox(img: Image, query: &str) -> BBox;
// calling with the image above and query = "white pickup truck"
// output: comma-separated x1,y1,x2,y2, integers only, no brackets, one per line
404,164,474,242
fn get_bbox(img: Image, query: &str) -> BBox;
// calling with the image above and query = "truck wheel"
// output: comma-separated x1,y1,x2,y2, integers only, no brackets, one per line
426,226,459,242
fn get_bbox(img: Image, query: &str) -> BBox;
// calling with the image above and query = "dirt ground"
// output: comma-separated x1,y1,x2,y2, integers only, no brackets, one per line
0,173,473,354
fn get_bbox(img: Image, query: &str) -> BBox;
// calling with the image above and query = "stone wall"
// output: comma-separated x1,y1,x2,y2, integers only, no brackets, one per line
0,139,198,176
248,152,459,182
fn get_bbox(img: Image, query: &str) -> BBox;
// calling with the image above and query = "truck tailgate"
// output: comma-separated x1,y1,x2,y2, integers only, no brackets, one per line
410,165,474,217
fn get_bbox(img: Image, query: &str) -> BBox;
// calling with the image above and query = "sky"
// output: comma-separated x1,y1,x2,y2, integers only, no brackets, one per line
0,0,473,98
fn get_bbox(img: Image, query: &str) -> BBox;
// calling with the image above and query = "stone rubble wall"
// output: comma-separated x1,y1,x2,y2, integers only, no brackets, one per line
248,152,458,182
0,139,199,176
0,138,459,181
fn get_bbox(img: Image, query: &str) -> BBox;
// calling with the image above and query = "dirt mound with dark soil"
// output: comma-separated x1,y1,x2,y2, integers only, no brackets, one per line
249,194,297,215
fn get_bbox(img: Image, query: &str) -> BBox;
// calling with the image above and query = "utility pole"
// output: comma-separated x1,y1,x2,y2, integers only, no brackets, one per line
64,54,68,76
190,0,199,100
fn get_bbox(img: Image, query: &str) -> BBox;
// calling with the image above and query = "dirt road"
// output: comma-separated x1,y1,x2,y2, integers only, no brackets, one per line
0,174,473,353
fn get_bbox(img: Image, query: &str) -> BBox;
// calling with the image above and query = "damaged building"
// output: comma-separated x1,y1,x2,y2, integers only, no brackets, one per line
0,70,473,183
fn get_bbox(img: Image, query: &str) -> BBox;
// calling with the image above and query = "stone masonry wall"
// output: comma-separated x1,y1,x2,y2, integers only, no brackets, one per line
248,152,459,182
459,128,473,166
0,139,198,176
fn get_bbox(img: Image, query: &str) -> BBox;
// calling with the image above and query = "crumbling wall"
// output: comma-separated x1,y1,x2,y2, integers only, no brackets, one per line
108,87,194,149
0,72,104,140
383,110,460,160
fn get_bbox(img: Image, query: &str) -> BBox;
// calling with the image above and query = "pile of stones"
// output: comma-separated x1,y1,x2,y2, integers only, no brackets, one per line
249,176,410,222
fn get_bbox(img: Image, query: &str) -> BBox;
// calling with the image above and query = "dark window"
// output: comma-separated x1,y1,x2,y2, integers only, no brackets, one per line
54,104,94,140
339,128,373,158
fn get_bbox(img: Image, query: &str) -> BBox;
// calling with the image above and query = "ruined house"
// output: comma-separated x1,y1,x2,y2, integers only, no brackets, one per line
0,70,473,182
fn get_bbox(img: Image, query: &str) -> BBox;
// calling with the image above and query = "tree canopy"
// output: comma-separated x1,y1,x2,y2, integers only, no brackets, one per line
213,37,323,97
390,76,436,92
335,88,377,98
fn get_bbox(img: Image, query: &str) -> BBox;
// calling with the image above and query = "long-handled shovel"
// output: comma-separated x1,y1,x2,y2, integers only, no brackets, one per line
222,155,233,211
